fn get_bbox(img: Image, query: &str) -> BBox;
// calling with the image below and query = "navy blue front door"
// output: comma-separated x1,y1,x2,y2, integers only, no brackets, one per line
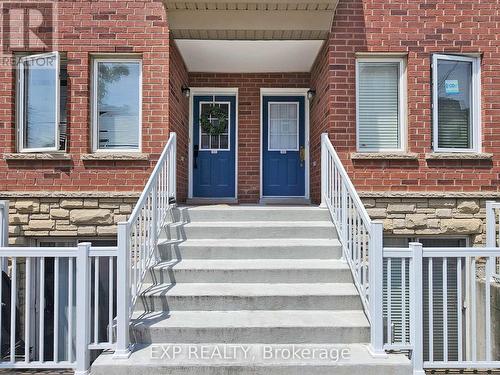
193,95,236,198
262,96,306,197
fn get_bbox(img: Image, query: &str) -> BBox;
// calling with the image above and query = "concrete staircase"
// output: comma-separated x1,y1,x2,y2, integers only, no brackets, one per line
91,205,411,374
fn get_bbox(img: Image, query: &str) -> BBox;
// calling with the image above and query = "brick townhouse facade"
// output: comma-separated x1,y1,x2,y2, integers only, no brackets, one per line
0,0,499,248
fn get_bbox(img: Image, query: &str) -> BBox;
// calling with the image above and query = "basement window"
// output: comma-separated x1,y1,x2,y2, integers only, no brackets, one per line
16,52,68,152
383,236,467,362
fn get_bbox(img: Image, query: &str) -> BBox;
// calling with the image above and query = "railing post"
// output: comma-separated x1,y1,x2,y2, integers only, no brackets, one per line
0,201,9,272
152,182,159,261
76,242,91,375
320,133,328,208
341,181,348,256
485,201,495,361
171,132,177,202
368,221,386,357
114,222,131,359
409,242,425,375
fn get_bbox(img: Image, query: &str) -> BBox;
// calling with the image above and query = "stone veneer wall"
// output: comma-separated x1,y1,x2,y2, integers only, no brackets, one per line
362,196,488,245
3,196,139,245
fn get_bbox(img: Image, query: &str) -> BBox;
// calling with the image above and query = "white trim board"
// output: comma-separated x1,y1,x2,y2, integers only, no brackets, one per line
188,88,239,200
259,88,310,201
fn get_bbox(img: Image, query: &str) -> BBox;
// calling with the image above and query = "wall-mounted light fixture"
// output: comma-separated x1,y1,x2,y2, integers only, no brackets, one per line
181,85,191,98
307,89,316,100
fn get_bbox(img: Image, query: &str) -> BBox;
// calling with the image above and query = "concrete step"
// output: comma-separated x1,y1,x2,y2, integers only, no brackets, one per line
91,343,412,375
130,310,370,344
166,221,336,240
174,206,331,223
137,283,362,312
144,259,353,284
158,238,342,260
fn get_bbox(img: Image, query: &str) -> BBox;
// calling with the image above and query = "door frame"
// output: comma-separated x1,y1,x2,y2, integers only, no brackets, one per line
260,88,310,201
188,87,239,200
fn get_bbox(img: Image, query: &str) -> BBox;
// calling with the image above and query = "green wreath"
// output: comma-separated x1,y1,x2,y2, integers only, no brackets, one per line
200,106,228,135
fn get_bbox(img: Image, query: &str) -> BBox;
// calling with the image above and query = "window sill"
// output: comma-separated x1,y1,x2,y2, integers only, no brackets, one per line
425,152,493,161
81,153,149,161
351,152,419,160
4,153,72,161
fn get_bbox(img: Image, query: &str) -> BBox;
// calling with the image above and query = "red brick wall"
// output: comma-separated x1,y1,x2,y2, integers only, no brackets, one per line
168,40,189,202
189,73,310,203
0,0,170,193
309,41,331,204
309,0,500,203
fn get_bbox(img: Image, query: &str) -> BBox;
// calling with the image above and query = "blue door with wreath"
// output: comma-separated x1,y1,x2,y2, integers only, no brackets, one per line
192,95,236,198
262,96,306,197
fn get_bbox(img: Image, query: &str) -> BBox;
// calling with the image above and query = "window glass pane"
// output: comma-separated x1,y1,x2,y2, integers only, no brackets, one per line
211,134,219,149
268,103,298,150
199,102,229,150
358,62,400,150
97,61,140,150
384,237,410,248
219,135,228,149
437,59,472,149
23,55,58,149
201,134,210,149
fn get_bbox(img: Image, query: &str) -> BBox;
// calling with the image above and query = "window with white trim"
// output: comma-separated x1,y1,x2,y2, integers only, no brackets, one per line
356,58,406,152
432,54,481,152
92,59,142,151
17,52,67,152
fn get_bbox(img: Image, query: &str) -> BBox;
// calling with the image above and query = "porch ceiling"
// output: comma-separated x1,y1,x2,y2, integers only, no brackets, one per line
176,39,324,73
163,1,338,40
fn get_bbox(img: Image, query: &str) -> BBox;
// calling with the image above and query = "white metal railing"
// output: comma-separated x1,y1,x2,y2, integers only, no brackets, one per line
321,134,500,372
320,133,385,355
383,244,500,374
114,132,176,359
0,132,177,373
0,216,118,374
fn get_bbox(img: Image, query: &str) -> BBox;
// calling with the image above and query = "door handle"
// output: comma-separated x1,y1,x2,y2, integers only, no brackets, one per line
193,145,199,169
300,146,305,162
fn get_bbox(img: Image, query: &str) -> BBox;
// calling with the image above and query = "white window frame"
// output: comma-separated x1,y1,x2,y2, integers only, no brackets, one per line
17,52,60,153
432,54,481,153
267,101,300,152
356,57,407,152
198,100,231,152
91,58,142,153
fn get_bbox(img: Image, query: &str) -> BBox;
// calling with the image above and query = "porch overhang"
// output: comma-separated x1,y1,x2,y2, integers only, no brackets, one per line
163,0,338,40
176,39,325,73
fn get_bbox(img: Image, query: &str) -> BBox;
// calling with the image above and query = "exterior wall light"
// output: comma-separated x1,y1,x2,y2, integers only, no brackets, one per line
181,85,191,98
307,89,316,100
